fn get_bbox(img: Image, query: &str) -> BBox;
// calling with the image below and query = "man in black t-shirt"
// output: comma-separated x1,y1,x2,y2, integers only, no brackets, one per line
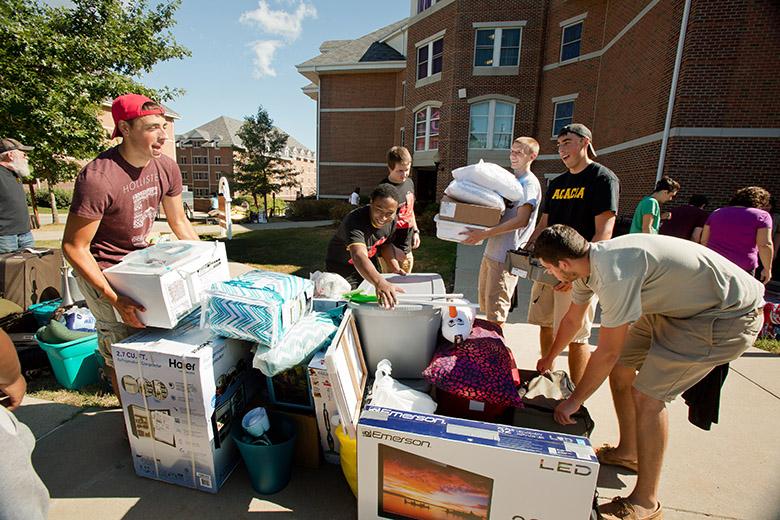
325,184,407,308
377,146,419,273
526,124,620,385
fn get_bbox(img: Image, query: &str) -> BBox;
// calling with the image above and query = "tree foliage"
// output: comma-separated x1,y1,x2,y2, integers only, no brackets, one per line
0,0,189,221
234,106,300,218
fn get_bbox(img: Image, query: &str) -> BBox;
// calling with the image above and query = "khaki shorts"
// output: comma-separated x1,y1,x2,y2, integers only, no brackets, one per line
621,309,763,402
478,257,519,323
526,281,596,343
77,277,140,368
378,252,414,274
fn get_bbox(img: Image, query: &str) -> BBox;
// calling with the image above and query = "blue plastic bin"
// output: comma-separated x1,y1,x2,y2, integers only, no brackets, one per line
28,299,62,327
232,413,297,494
35,333,100,390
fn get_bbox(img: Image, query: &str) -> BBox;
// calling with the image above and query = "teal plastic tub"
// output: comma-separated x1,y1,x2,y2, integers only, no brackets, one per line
35,333,100,390
28,299,62,327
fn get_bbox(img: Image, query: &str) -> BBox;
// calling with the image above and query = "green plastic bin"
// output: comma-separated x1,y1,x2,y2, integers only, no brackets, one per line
35,333,100,390
232,413,297,494
28,299,62,327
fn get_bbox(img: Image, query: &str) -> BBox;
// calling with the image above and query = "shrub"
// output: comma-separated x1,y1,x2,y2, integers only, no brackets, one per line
417,202,439,236
329,202,354,227
286,198,345,221
26,188,73,208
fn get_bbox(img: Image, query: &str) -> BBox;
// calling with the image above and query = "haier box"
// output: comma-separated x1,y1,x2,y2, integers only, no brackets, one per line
358,406,599,520
112,311,256,493
103,241,229,328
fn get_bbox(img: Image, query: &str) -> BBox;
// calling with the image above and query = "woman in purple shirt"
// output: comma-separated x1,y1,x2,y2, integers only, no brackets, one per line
702,186,774,283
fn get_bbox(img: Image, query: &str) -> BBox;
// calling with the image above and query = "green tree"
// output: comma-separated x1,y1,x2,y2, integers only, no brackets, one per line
234,106,300,219
0,0,189,224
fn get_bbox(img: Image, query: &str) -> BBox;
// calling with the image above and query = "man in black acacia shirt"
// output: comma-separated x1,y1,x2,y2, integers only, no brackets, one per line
326,184,407,308
526,124,619,385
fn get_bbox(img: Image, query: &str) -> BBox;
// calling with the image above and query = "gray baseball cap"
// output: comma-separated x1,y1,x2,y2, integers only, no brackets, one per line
0,137,34,153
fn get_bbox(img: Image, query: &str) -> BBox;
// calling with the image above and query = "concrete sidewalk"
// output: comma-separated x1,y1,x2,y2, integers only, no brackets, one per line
10,242,780,519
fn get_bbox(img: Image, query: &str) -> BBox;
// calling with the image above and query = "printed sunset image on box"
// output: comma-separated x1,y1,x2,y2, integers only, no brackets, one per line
378,445,493,520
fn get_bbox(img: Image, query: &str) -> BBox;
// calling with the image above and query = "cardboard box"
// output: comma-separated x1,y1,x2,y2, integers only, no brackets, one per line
270,408,321,469
505,249,559,285
358,406,599,520
112,310,257,493
308,350,341,464
104,241,229,328
438,195,502,227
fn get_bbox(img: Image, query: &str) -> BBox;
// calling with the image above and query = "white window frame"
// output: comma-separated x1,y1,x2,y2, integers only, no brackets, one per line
416,35,444,80
551,95,577,138
473,25,524,68
414,106,440,152
416,0,440,14
193,171,209,181
192,156,208,165
468,99,516,150
214,156,221,165
560,20,584,62
194,188,209,197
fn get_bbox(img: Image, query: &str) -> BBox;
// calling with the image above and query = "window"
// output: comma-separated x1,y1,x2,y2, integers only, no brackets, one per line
194,188,209,197
179,156,187,164
181,172,189,181
469,100,515,149
400,127,405,148
552,101,574,136
192,156,208,165
214,156,221,165
474,28,521,67
417,0,439,14
414,106,440,151
193,172,208,181
417,37,443,80
560,21,582,61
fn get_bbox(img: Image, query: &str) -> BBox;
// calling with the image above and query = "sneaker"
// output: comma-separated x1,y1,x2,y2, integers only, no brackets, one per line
600,497,663,520
596,444,638,473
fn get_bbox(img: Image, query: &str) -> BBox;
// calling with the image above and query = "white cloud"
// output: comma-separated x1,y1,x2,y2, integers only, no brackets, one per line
239,0,317,41
249,40,283,78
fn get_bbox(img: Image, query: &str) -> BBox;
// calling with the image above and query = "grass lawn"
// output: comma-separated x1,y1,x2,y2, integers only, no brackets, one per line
224,226,458,289
27,375,118,408
754,338,780,354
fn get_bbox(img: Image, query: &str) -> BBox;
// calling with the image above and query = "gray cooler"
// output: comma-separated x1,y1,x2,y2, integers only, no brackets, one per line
350,273,444,378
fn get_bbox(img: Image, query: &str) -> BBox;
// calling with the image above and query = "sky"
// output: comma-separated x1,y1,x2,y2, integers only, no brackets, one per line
135,1,410,151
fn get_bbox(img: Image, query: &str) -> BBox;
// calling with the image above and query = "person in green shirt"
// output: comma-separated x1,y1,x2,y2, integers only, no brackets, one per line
629,176,680,233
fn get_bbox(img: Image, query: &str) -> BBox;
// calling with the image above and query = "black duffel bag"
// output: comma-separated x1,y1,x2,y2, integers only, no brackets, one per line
509,369,595,437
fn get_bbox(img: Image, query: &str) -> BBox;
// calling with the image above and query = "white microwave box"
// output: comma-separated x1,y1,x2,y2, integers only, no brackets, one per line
308,350,341,464
103,240,229,328
112,310,256,493
357,405,599,520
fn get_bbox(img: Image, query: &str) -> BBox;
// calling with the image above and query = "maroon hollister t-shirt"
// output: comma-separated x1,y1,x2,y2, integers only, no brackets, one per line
70,146,183,269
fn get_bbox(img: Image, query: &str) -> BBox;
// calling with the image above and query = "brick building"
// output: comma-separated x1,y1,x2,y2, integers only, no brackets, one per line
297,0,780,215
175,116,316,211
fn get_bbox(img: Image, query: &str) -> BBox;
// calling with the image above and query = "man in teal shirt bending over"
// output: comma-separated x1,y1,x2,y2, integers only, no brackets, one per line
629,176,679,234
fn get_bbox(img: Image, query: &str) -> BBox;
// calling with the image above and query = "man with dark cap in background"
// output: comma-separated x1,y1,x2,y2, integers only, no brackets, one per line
0,137,35,253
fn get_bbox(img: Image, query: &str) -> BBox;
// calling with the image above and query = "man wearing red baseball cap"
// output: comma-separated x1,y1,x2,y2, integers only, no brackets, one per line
63,93,199,400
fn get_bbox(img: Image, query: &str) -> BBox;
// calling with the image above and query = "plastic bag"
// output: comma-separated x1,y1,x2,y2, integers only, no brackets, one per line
310,271,352,299
370,359,437,414
441,299,475,344
452,159,524,201
444,179,506,211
